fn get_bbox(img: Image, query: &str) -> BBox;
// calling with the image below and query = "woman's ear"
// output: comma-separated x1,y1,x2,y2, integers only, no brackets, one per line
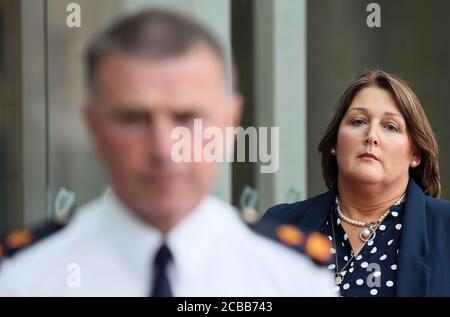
410,148,421,168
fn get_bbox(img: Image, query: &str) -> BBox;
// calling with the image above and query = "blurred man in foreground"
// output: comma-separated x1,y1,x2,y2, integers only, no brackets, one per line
0,9,334,296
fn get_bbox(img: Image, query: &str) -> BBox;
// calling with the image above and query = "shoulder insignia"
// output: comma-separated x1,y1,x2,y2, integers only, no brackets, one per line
249,220,332,266
0,220,68,261
276,224,305,246
304,232,333,264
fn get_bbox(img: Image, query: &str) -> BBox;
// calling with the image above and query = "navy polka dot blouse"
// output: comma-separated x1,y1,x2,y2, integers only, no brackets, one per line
321,197,405,296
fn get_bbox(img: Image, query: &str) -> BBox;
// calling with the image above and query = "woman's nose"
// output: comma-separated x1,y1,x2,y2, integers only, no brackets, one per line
363,136,378,146
363,125,379,146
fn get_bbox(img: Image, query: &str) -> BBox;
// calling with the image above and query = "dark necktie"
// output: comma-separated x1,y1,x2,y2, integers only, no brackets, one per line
150,243,173,297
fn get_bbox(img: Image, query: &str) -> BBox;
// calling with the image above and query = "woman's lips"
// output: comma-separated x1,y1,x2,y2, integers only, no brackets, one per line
358,153,380,161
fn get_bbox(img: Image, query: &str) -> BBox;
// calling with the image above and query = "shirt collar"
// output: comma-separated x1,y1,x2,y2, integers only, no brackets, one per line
165,194,242,282
100,189,163,284
100,188,243,291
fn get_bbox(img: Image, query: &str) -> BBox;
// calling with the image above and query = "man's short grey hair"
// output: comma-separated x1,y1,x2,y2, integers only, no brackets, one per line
85,9,232,100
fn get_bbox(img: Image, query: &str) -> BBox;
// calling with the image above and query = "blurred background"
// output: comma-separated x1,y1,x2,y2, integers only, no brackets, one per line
0,0,449,234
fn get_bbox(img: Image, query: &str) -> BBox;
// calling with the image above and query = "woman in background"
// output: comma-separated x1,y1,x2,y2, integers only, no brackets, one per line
264,70,450,296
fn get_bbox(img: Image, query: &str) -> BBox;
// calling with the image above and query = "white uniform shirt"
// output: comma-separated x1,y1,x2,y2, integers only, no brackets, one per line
0,191,334,296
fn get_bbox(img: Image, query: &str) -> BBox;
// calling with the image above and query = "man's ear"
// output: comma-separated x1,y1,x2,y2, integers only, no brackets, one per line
229,92,243,128
83,105,98,138
82,105,103,160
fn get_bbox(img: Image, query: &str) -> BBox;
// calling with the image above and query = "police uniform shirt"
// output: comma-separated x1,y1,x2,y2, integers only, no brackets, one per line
0,190,335,296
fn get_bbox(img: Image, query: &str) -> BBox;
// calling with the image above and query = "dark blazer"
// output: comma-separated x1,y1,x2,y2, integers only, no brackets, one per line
263,179,450,296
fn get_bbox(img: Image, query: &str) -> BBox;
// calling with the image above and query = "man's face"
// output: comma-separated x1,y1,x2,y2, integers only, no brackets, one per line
84,46,241,228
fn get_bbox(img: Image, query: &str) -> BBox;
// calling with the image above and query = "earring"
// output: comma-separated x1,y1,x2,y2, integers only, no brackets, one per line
331,148,336,155
411,160,417,167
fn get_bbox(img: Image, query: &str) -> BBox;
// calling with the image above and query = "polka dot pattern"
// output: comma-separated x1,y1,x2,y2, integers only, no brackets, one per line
322,198,405,296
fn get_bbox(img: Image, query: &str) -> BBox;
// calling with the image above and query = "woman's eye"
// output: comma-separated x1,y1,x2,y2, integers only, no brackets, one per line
384,123,398,132
352,118,366,126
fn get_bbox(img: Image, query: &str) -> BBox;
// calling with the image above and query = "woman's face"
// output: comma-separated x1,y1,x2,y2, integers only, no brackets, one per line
336,87,419,187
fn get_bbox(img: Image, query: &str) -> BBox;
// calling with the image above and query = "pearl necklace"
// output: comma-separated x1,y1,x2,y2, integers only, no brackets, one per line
335,192,406,242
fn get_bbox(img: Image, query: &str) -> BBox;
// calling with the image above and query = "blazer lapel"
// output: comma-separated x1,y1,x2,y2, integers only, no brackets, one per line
299,186,337,232
396,179,431,296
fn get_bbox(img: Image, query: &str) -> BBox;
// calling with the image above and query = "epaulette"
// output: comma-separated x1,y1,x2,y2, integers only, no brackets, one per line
0,218,69,262
248,219,332,266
